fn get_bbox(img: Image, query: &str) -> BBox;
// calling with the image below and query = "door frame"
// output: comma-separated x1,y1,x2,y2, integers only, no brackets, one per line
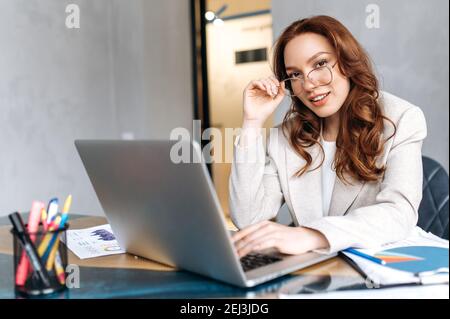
190,0,212,175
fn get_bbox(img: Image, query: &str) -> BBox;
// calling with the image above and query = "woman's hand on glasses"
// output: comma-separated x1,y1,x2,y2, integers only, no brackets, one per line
242,76,285,129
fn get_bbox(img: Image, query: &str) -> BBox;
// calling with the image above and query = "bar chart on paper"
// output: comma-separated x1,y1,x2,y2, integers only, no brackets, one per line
374,246,449,273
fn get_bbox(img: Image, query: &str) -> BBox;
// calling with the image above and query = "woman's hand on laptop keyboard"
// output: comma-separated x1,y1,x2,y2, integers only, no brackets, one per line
232,220,329,258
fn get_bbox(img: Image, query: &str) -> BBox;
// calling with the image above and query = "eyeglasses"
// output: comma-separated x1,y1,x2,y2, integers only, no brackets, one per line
281,61,338,97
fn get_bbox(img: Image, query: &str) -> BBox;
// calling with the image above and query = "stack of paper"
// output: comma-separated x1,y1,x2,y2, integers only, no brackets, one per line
342,227,449,286
278,227,449,299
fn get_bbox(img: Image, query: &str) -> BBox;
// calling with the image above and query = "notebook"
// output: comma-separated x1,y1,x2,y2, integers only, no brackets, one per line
341,227,449,286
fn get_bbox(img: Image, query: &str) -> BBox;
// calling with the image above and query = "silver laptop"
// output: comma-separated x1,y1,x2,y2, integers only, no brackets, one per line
75,139,336,287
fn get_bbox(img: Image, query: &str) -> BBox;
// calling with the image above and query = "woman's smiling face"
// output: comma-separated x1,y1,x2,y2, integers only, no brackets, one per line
284,32,350,118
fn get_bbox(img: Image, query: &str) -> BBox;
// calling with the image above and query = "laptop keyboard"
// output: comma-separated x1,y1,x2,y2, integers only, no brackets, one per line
240,253,283,272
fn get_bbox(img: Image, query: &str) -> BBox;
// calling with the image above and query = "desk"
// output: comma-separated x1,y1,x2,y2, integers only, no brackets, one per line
0,215,363,299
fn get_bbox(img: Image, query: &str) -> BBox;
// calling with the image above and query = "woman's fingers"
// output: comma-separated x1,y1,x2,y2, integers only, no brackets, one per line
264,78,280,97
248,80,273,98
261,79,277,97
237,236,278,258
248,80,266,92
268,75,279,84
269,76,286,99
233,223,281,257
234,223,274,251
268,76,280,94
246,76,284,99
232,220,270,243
260,79,276,97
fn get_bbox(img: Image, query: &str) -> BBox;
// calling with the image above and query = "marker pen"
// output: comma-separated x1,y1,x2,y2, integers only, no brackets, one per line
9,212,51,288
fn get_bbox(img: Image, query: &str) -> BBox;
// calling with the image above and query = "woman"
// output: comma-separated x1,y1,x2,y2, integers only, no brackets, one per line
230,16,427,258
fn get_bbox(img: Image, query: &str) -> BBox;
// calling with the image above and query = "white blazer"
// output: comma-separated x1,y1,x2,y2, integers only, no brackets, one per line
229,91,428,254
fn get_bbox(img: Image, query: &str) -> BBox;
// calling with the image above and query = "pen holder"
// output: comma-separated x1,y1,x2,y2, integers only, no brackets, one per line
11,223,69,297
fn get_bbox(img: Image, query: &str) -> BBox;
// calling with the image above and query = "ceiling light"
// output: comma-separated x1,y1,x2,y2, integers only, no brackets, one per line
205,11,215,21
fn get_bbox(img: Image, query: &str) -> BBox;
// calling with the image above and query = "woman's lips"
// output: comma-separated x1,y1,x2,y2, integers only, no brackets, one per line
310,92,330,107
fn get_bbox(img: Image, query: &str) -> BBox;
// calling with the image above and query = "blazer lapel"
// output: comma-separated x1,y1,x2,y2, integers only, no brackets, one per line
284,136,367,221
285,143,324,225
327,110,395,216
328,170,365,216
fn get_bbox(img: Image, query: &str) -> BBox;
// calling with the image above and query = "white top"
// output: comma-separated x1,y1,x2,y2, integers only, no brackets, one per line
321,138,337,216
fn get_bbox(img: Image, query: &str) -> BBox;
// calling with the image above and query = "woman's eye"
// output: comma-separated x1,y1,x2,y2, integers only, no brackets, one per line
315,59,328,68
290,72,302,78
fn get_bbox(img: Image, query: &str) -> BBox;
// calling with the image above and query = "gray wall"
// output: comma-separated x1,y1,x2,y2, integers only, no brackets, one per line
272,0,449,173
0,0,193,216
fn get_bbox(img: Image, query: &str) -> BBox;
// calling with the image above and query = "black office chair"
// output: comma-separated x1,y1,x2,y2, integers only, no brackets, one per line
417,156,449,240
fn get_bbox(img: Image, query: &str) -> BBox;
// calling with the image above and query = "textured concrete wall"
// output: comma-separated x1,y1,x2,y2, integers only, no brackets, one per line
0,0,193,216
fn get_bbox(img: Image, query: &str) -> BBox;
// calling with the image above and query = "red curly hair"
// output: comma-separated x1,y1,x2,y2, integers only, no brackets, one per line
273,16,396,183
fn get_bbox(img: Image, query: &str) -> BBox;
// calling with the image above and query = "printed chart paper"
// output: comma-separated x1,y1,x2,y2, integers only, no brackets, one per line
65,224,125,259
